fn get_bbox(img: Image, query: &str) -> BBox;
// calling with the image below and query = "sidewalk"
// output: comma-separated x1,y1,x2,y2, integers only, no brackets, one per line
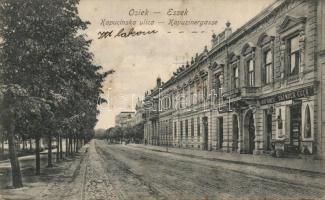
129,144,325,174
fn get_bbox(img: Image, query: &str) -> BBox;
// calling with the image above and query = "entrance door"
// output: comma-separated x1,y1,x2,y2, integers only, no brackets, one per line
265,112,272,151
203,117,208,150
290,104,301,150
232,115,239,151
218,117,223,149
247,112,255,154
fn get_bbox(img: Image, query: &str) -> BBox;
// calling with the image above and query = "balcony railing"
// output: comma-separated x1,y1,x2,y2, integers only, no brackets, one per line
149,110,159,119
241,86,260,98
222,88,241,99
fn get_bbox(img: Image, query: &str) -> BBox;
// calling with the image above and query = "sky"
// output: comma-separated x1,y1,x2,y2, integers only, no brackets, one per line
77,0,275,129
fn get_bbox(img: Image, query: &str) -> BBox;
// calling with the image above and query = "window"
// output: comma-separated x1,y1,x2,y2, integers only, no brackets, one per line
180,92,184,109
196,82,201,103
247,59,255,86
185,120,188,139
264,50,273,84
214,74,222,99
190,85,194,105
197,117,201,141
304,105,311,138
159,100,162,111
233,64,239,89
185,87,189,107
191,118,194,139
288,35,300,76
203,79,208,100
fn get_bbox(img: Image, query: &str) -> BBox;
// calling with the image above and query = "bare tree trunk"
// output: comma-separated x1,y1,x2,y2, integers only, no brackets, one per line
65,136,68,157
68,135,72,156
56,134,60,162
21,139,24,150
1,136,4,153
35,136,41,175
69,135,72,156
47,133,53,167
73,136,76,153
76,136,79,153
60,135,63,159
8,124,23,188
16,137,20,151
29,138,32,151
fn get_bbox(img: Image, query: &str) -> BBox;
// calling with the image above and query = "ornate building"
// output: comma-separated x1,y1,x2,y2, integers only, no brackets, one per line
115,111,135,128
143,0,325,160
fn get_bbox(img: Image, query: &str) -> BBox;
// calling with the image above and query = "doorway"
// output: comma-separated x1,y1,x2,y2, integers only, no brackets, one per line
244,110,255,154
232,115,239,151
290,104,301,150
265,111,272,151
218,117,223,149
203,117,208,150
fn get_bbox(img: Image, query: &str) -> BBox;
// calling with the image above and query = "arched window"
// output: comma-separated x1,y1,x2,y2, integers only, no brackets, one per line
304,105,311,138
264,50,273,84
247,59,255,86
233,65,239,89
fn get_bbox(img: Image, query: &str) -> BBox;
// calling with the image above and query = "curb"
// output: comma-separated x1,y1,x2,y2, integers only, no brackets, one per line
130,144,325,176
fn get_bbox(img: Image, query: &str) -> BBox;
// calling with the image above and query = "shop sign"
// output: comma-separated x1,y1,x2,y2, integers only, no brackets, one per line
260,86,314,105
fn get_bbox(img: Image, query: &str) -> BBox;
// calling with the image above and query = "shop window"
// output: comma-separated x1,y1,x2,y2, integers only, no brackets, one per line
277,108,284,138
288,35,300,76
247,59,255,86
304,105,311,138
264,50,273,84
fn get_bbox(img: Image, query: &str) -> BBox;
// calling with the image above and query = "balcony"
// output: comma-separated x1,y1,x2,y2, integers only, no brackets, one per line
149,109,159,120
241,86,260,99
222,88,241,99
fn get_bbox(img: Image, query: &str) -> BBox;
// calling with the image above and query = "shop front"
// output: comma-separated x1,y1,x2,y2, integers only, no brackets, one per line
260,86,315,157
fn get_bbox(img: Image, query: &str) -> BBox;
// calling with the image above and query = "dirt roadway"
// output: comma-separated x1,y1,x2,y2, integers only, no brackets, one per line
1,140,325,200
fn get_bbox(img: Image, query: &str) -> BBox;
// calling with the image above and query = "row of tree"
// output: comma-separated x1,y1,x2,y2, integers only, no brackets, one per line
0,0,111,188
104,122,144,144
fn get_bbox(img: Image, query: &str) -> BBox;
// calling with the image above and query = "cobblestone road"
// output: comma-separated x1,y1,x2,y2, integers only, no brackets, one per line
92,140,325,200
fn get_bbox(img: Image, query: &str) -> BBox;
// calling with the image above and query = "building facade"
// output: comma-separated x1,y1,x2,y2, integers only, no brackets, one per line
143,0,325,160
115,111,135,128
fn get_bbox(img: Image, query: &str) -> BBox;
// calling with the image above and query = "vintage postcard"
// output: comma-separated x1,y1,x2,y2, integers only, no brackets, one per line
0,0,325,199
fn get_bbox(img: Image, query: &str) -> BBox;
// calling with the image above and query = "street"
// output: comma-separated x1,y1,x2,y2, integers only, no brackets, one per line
1,140,325,200
86,140,325,200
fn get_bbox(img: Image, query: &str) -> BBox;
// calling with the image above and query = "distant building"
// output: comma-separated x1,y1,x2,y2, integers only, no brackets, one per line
115,112,135,128
134,98,145,125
